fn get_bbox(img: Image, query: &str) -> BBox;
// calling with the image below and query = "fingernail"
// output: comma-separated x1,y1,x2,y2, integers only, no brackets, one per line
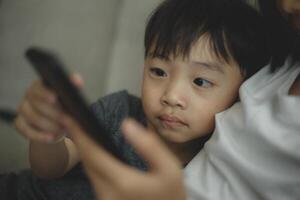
73,73,84,86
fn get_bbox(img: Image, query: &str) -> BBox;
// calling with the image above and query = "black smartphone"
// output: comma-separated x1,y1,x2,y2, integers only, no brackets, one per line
25,47,126,162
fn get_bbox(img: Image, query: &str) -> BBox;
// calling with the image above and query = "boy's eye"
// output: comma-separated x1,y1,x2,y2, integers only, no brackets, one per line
193,78,213,88
150,67,167,77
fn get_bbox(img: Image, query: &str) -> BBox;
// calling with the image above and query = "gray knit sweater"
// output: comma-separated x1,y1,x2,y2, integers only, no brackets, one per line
0,91,147,200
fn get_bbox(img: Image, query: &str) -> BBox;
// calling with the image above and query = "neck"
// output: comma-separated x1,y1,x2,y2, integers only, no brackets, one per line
289,74,300,95
146,121,211,167
160,134,211,167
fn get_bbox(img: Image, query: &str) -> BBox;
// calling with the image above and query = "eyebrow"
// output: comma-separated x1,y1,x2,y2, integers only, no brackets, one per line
190,61,225,74
148,53,170,61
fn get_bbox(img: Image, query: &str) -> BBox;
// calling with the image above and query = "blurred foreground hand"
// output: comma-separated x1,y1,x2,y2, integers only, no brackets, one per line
62,116,186,200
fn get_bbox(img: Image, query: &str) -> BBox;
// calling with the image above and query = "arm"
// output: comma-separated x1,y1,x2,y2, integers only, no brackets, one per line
62,116,186,200
29,138,79,179
15,75,82,179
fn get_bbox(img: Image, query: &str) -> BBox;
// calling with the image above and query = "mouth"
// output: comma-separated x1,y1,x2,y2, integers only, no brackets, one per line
158,114,187,128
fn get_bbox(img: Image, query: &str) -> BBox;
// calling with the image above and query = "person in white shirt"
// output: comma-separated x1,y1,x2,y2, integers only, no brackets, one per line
59,0,300,200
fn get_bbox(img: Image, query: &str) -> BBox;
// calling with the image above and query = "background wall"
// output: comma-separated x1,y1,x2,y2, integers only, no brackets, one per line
0,0,121,109
104,0,161,96
0,0,162,173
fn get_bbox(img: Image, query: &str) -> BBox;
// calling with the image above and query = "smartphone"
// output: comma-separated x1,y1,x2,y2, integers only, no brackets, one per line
25,47,126,162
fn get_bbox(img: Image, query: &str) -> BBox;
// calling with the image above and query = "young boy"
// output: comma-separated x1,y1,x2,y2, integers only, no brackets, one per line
12,0,270,198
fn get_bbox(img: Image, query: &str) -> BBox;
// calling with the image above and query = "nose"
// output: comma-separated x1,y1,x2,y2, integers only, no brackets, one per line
160,82,187,109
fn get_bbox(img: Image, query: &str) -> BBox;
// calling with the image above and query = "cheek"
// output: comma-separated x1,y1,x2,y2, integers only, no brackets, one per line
188,100,217,135
217,86,240,110
214,73,243,110
141,77,161,114
194,84,240,118
187,81,242,136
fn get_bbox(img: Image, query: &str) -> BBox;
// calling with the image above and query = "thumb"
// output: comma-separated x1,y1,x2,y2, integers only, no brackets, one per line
70,73,84,89
121,118,181,173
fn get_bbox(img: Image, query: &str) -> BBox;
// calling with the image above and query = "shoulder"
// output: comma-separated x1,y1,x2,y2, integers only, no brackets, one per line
90,91,147,170
102,90,140,107
90,90,145,127
92,90,141,114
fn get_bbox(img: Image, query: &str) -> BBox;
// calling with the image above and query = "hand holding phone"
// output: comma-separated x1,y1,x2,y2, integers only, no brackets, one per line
25,47,125,162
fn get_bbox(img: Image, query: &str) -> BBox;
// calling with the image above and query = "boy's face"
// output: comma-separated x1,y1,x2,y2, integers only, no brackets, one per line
141,36,243,144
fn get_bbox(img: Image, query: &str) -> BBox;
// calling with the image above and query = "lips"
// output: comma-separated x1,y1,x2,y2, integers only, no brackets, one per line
158,114,187,128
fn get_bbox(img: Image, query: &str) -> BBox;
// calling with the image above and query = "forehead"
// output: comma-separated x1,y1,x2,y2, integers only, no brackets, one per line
187,34,236,68
189,35,221,62
147,33,238,69
147,35,241,76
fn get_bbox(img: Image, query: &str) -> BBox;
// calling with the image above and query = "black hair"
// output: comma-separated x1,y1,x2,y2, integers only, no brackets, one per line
144,0,271,79
258,0,300,72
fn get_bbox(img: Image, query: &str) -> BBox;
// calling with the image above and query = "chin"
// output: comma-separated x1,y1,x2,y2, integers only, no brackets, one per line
158,129,190,143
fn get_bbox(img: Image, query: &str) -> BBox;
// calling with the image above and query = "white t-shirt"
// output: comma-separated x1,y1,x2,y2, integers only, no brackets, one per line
184,60,300,200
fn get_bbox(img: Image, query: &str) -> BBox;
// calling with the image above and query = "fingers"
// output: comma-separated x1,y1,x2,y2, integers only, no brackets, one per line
15,80,64,143
121,118,181,173
84,167,110,199
25,79,57,104
14,115,54,143
15,73,83,143
29,99,64,126
62,116,184,200
20,100,64,134
25,73,83,108
70,73,84,89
